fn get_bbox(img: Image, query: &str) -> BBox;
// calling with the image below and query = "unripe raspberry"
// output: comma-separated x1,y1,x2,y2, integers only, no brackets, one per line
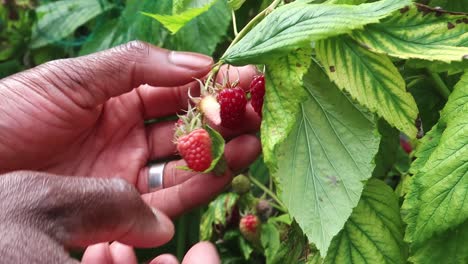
256,199,273,221
231,174,250,194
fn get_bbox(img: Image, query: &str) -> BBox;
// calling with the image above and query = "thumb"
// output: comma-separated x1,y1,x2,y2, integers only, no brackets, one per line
3,171,174,248
22,41,213,108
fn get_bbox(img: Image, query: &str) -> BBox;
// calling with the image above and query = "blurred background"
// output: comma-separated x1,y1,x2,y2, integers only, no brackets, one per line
0,0,265,78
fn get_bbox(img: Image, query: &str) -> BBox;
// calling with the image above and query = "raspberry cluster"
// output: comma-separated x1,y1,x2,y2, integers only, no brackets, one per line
174,70,265,172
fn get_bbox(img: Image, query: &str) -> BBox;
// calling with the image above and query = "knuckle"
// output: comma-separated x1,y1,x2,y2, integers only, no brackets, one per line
116,40,150,59
108,178,141,200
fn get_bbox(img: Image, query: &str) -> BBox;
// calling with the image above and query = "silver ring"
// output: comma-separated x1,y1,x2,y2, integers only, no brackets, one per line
148,162,166,192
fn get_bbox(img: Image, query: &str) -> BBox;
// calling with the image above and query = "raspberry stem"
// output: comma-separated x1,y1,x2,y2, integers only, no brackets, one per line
248,174,287,213
222,0,282,58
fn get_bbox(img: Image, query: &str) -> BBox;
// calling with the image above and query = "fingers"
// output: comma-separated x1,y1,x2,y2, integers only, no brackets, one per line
137,82,200,119
140,135,261,217
82,242,218,264
82,242,138,264
138,134,261,192
108,242,138,264
138,65,259,119
150,254,179,264
142,167,233,217
81,243,113,264
216,65,259,91
206,103,261,139
146,110,260,161
162,135,262,187
146,121,179,160
182,242,220,264
22,41,213,108
1,171,174,248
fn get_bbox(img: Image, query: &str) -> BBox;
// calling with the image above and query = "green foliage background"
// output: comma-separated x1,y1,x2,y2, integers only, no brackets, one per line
1,0,467,263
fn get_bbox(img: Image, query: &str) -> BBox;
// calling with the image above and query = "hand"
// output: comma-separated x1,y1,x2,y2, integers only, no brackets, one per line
0,41,261,216
0,171,175,263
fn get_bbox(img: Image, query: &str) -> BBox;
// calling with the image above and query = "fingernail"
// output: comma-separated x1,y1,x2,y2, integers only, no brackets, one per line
151,207,175,239
169,51,213,70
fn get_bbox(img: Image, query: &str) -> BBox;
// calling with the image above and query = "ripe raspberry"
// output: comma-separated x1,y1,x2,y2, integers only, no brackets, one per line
239,214,260,241
400,137,412,154
249,75,265,117
177,129,212,172
217,87,247,129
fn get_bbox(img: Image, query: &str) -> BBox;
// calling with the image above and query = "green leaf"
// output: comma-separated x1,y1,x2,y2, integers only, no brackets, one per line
409,123,444,175
403,72,468,245
173,0,212,13
269,214,293,225
79,0,228,56
410,221,468,264
316,36,419,137
325,0,369,4
221,0,411,64
261,222,281,263
0,6,33,61
261,48,312,170
324,179,407,264
238,235,254,260
429,0,468,13
249,156,270,187
166,0,231,55
372,119,400,179
406,59,468,76
407,76,447,131
79,18,119,56
142,0,216,34
204,125,226,173
31,0,113,49
200,192,239,240
276,61,380,256
228,0,247,10
79,0,172,55
351,4,468,62
271,222,309,264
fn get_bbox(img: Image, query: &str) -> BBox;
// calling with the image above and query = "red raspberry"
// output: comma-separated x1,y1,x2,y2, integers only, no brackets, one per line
217,87,247,129
400,137,412,154
177,128,212,172
249,75,265,117
239,214,260,241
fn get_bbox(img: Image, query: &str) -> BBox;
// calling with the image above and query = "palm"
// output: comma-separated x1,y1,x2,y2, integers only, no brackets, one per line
0,85,150,183
44,90,149,182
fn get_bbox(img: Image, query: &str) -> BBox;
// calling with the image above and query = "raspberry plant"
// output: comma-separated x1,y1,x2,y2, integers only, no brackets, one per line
148,0,468,263
146,0,467,263
5,0,468,263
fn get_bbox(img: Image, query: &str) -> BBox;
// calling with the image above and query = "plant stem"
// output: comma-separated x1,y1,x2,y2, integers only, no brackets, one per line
176,215,187,260
249,175,287,211
223,0,282,56
205,62,222,88
427,70,450,99
270,201,287,213
231,9,239,36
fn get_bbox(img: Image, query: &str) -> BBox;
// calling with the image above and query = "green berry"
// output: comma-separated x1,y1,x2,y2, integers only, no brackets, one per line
231,174,250,194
